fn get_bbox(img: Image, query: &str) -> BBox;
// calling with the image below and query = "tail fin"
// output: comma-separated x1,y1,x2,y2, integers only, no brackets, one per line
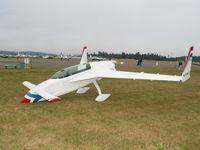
181,46,194,82
80,46,88,64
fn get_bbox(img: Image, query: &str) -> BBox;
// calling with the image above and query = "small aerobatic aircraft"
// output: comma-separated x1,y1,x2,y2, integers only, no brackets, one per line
21,46,194,103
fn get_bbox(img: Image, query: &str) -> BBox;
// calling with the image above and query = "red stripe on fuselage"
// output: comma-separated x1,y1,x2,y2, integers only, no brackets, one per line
20,97,30,103
49,98,60,102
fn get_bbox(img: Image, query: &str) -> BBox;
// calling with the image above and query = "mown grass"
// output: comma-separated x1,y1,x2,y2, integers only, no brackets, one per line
0,67,200,150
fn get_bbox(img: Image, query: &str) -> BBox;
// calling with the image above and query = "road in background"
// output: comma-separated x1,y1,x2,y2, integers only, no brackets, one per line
0,59,200,69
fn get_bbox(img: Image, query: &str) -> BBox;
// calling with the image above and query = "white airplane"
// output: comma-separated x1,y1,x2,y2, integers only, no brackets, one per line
20,46,194,103
71,55,81,59
16,51,27,58
90,55,104,61
59,52,72,60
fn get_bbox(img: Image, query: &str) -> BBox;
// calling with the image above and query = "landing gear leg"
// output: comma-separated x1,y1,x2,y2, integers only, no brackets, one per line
93,80,111,102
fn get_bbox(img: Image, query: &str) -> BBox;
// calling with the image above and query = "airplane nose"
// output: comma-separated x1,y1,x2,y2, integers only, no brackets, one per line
20,97,30,103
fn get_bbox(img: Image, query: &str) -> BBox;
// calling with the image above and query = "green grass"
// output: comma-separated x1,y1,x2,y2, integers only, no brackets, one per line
0,67,200,150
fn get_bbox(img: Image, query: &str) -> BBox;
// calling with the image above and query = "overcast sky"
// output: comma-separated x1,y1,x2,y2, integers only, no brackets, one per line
0,0,199,56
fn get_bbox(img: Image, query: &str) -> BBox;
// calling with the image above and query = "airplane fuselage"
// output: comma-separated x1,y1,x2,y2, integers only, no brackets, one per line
24,61,115,102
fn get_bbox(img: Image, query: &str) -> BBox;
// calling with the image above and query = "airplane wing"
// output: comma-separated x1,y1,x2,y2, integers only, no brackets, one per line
98,70,182,81
71,70,182,82
35,89,60,102
72,46,194,83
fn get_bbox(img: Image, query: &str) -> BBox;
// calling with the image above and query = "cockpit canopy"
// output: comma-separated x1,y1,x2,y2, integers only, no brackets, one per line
51,63,91,79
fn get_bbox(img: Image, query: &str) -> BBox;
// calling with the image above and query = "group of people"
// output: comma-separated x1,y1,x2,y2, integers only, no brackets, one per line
136,58,183,69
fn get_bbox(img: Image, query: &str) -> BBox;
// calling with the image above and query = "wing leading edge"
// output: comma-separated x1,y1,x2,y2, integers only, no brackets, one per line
71,70,182,82
98,70,182,82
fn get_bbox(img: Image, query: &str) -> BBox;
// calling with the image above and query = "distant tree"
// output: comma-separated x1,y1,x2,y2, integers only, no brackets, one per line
88,51,200,62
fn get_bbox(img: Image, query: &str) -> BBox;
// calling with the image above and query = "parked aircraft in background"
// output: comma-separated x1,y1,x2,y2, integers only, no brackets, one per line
43,55,54,59
16,52,28,58
70,55,81,59
90,55,104,61
59,52,72,60
21,46,194,103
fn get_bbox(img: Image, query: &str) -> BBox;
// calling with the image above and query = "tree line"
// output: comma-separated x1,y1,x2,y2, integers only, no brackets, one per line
90,51,200,62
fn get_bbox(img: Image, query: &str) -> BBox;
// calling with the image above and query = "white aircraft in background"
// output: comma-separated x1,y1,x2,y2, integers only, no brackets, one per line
59,52,72,60
71,55,81,59
90,55,104,61
43,55,54,59
21,46,194,103
16,51,27,58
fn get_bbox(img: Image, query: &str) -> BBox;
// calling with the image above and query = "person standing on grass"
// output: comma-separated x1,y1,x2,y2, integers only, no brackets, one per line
178,61,183,70
137,58,143,66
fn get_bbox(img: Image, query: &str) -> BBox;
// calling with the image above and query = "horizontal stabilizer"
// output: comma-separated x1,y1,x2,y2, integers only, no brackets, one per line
22,81,36,89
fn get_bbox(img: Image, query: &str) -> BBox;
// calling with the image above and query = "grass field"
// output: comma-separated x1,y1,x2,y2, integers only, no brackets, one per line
0,67,200,150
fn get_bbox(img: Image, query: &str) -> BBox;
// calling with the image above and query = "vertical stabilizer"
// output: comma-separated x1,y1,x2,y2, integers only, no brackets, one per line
181,46,194,82
80,46,88,64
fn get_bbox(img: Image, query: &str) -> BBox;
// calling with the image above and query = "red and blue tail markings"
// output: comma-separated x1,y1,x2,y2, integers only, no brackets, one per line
20,97,30,103
20,92,60,103
20,92,45,103
26,92,44,103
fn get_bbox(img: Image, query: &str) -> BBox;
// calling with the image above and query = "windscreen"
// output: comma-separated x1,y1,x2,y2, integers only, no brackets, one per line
51,63,91,79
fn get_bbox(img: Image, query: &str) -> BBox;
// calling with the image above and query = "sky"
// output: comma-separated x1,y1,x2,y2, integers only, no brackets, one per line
0,0,199,56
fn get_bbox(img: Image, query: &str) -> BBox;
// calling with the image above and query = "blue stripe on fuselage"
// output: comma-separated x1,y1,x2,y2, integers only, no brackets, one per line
26,92,43,103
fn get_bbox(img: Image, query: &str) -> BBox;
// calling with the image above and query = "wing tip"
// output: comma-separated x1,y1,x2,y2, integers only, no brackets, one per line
82,46,88,56
190,46,194,51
